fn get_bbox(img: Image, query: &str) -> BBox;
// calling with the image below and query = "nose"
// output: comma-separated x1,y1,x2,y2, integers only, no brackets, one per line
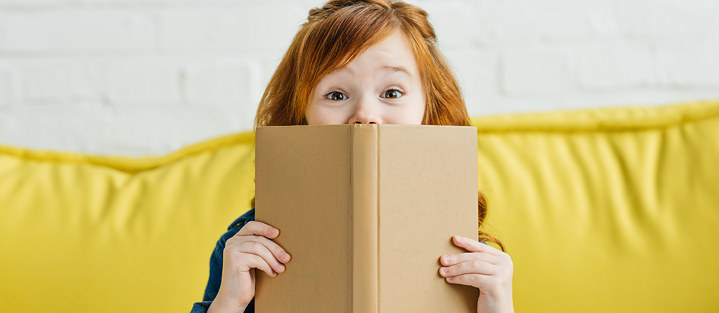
347,96,381,125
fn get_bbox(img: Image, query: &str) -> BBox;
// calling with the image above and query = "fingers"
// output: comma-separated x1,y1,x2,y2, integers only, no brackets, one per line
439,260,512,293
439,260,497,277
253,236,292,264
451,235,504,256
236,221,280,239
225,236,290,274
225,221,292,277
443,270,513,295
440,252,502,267
240,253,278,277
236,237,290,273
444,273,494,289
237,221,291,261
439,236,514,295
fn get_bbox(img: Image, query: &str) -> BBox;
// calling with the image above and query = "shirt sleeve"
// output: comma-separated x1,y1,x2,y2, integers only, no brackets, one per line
191,209,256,313
190,301,212,313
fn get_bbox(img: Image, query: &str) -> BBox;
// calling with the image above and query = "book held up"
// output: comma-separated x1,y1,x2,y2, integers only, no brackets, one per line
255,124,479,312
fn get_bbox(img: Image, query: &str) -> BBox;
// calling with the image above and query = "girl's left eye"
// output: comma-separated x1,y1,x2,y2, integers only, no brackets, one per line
381,89,404,99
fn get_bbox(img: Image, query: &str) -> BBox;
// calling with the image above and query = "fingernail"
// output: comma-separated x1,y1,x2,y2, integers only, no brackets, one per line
278,264,285,271
271,228,279,236
442,256,451,263
280,252,290,261
441,267,448,275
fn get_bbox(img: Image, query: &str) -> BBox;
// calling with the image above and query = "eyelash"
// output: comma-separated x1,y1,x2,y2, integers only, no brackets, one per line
324,88,405,101
381,88,404,99
324,91,348,101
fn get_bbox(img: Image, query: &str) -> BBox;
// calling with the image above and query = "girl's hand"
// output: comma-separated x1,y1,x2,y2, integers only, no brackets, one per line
439,235,514,313
208,221,291,313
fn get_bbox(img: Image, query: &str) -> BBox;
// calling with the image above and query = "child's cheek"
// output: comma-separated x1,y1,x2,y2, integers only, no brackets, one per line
385,99,424,125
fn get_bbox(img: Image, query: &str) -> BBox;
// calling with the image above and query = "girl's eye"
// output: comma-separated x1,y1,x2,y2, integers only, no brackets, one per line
381,89,404,99
325,91,348,101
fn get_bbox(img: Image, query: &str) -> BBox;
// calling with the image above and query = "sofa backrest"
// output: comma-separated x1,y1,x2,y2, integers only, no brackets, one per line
0,132,256,312
1,101,717,312
474,101,719,312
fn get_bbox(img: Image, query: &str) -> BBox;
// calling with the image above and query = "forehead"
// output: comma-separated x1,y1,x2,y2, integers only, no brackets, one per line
329,32,420,76
365,32,416,61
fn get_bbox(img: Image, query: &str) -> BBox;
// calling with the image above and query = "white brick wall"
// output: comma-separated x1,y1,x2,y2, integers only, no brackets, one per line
1,0,718,156
20,60,105,104
578,45,656,91
2,10,155,53
0,68,13,106
501,51,571,95
106,62,182,106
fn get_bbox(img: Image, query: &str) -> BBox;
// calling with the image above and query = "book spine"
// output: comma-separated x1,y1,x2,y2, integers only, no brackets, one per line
351,124,379,313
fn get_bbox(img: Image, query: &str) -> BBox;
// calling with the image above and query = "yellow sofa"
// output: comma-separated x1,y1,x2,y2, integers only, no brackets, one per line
1,101,718,312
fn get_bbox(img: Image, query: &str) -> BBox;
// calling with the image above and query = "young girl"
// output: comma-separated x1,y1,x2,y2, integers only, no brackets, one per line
192,1,513,312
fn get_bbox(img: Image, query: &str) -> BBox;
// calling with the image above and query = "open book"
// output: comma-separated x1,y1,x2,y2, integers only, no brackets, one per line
255,124,479,312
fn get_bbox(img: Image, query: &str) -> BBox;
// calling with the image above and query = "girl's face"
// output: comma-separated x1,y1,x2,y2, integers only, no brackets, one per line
305,32,425,125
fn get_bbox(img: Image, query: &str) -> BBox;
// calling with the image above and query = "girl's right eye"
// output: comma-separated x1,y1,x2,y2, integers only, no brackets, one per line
325,91,348,101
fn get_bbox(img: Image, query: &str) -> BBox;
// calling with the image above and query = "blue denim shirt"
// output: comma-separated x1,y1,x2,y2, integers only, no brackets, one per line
191,208,256,313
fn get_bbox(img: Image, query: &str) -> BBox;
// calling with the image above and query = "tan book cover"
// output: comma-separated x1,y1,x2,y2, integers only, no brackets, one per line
255,124,479,312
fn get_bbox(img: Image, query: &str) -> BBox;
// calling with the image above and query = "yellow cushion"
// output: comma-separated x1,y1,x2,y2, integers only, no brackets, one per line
0,133,256,312
473,100,719,312
0,100,717,312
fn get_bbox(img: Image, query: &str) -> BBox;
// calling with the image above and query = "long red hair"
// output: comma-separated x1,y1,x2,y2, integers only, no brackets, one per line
253,0,503,250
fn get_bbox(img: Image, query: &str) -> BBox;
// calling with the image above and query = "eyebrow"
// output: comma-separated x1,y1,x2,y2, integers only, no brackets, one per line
326,65,414,79
381,65,413,79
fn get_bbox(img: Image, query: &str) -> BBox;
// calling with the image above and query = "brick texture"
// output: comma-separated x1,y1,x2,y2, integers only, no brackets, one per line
1,0,718,155
105,62,181,107
502,51,571,95
2,10,155,53
0,69,13,106
20,61,105,105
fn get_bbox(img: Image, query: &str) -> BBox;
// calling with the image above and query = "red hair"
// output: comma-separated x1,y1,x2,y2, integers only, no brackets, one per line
253,0,503,250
